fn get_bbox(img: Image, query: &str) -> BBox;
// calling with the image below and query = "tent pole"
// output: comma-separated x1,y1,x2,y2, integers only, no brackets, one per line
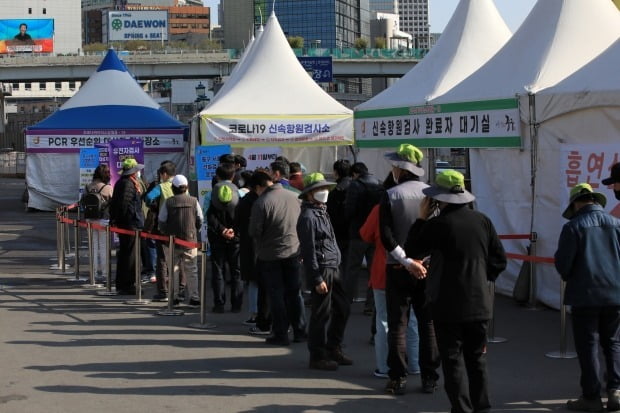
527,92,539,306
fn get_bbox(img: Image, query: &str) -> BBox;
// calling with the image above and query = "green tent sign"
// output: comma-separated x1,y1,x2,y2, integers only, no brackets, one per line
354,98,521,148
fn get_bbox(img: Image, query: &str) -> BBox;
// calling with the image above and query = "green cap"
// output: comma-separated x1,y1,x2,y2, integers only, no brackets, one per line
299,172,336,199
397,144,424,164
422,169,475,204
562,182,607,219
218,185,233,203
436,169,465,191
303,172,326,188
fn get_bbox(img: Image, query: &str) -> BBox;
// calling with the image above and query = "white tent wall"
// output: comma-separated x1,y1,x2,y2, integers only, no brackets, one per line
26,152,187,211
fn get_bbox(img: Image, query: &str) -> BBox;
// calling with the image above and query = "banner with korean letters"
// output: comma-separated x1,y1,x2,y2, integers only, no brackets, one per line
201,115,353,146
354,98,521,148
561,144,620,217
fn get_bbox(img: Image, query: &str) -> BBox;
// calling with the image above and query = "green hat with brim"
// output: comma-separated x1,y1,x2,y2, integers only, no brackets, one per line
384,143,425,177
119,158,144,176
298,172,336,199
422,169,475,204
562,183,607,219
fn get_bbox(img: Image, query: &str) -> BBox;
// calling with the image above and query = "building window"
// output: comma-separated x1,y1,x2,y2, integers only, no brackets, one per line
24,83,31,90
43,8,47,14
69,81,76,90
55,82,61,91
28,8,32,14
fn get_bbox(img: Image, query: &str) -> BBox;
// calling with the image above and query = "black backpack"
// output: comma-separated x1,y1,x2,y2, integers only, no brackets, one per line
81,185,108,219
357,180,384,224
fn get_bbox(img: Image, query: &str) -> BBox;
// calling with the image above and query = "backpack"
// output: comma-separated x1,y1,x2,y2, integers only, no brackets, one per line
81,185,108,219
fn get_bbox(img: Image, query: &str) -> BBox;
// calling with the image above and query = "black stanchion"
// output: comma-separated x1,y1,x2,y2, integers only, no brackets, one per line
188,241,215,329
98,225,118,296
126,229,149,305
546,280,577,359
50,207,63,270
487,281,507,343
156,235,184,316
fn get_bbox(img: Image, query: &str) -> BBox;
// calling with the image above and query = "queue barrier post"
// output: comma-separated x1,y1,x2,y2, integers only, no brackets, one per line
54,209,72,275
126,229,150,305
487,280,507,343
65,208,74,258
188,241,216,330
82,221,102,289
50,207,62,270
68,210,88,284
156,235,184,316
97,224,118,296
546,280,577,359
526,232,541,310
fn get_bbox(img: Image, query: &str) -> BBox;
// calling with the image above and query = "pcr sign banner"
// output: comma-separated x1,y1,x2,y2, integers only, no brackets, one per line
108,10,168,41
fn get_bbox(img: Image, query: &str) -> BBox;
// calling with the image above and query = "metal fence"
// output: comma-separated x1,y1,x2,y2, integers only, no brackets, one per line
0,150,26,177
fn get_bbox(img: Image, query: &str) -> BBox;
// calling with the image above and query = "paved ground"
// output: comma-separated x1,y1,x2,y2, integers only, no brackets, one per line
0,177,590,413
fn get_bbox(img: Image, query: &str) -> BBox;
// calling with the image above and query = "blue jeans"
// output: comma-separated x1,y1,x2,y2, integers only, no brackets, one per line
572,306,620,398
374,288,420,374
260,256,306,340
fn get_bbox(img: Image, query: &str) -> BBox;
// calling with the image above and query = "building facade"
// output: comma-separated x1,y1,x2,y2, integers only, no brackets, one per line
222,0,254,50
397,0,430,49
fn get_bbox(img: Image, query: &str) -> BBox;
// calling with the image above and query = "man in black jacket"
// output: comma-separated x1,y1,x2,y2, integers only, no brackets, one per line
109,158,145,295
405,170,506,413
297,172,352,371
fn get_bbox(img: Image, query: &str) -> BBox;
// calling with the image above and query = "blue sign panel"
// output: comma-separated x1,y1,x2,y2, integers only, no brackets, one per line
297,56,333,83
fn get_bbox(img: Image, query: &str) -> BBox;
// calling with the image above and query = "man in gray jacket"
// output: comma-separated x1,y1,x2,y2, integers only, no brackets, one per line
249,170,307,346
555,182,620,413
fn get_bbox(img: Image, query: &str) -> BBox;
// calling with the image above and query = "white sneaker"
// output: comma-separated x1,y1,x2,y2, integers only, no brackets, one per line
373,369,389,378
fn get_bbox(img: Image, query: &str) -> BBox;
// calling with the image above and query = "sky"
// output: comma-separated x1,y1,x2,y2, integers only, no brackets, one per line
203,0,539,33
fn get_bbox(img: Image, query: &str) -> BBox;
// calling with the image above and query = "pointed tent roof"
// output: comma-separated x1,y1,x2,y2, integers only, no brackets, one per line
29,49,185,130
200,12,352,115
535,38,620,121
434,0,620,104
356,0,511,111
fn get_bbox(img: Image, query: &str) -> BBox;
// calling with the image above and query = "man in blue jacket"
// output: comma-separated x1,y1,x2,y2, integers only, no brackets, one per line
555,183,620,413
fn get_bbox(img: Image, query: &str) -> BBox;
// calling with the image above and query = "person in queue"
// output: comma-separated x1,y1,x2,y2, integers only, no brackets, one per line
405,170,506,413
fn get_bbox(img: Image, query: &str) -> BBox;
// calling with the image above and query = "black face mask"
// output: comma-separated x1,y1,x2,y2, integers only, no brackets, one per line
614,190,620,201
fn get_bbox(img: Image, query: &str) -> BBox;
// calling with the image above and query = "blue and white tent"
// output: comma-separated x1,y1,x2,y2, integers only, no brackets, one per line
26,48,187,211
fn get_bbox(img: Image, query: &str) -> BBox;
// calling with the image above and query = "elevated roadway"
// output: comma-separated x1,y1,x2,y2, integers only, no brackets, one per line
0,51,419,82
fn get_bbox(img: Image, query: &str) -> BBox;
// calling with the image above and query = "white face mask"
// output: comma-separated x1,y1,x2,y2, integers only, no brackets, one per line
136,171,142,179
313,189,329,204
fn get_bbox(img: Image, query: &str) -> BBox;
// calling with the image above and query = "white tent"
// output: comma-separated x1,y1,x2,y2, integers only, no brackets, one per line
198,12,353,172
353,0,512,178
431,0,620,307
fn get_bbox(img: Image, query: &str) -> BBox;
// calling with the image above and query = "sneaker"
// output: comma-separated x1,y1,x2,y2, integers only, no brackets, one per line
385,377,407,395
152,292,168,302
188,299,200,307
309,359,338,371
141,275,151,284
422,377,438,394
373,369,388,378
265,336,290,346
248,326,271,336
566,396,603,412
293,331,308,343
178,288,186,301
329,346,353,366
149,274,157,283
243,316,257,325
608,390,620,412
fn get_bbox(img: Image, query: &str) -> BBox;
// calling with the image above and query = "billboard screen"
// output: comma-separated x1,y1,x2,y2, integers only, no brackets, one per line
0,19,54,53
108,10,168,42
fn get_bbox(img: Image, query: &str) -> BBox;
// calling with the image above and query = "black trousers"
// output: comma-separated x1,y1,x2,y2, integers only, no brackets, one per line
255,267,272,332
435,321,490,413
155,240,186,294
385,265,440,380
210,242,243,310
116,232,136,291
308,267,350,360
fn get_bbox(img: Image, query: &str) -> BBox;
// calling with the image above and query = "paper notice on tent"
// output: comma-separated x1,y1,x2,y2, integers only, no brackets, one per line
561,144,620,218
354,99,521,148
79,148,100,197
244,147,282,170
25,129,184,153
109,139,144,187
200,116,353,146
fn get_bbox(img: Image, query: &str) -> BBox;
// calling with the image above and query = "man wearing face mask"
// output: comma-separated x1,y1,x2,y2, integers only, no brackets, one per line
379,144,441,396
297,172,352,370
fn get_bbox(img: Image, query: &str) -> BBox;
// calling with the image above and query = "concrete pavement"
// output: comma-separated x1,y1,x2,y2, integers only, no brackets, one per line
0,177,586,413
